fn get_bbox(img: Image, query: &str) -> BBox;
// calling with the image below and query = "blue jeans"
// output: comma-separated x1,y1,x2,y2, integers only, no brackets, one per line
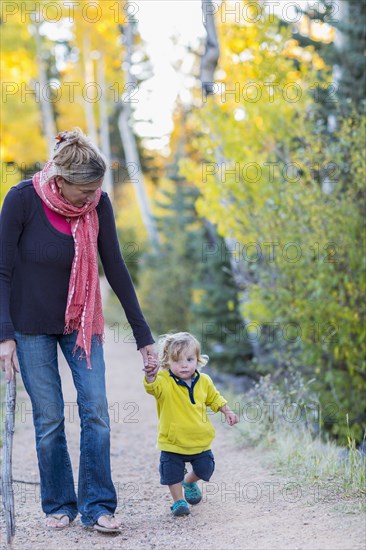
15,331,117,526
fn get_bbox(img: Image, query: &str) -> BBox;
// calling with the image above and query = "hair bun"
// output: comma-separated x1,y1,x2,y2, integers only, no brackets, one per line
54,128,90,152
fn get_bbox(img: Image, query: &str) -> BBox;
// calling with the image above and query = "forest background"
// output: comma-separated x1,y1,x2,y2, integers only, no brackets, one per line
1,0,365,446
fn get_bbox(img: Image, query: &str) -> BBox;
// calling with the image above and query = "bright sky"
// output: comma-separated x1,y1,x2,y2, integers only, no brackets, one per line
134,1,206,152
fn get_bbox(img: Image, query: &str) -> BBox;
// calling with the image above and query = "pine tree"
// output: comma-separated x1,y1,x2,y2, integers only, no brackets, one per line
189,227,254,375
293,0,366,112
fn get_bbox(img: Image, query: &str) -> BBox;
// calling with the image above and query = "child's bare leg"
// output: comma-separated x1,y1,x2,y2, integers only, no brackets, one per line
169,482,184,502
184,471,200,484
183,471,202,504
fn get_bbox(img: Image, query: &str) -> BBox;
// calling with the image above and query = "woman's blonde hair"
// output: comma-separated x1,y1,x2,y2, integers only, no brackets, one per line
158,332,209,370
51,127,106,184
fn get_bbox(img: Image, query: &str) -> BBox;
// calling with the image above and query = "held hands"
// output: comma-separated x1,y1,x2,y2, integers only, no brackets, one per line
139,344,159,382
144,354,159,383
0,339,20,383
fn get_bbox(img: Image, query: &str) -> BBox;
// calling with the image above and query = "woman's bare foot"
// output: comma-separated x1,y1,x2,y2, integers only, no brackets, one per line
95,515,122,532
45,514,70,529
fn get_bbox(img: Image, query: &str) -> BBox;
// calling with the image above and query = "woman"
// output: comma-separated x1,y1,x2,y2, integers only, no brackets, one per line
0,128,158,533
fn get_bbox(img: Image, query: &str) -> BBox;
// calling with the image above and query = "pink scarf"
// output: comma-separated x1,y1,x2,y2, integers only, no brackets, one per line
32,161,104,368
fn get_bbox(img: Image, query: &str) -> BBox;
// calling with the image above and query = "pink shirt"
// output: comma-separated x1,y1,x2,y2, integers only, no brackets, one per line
42,202,72,235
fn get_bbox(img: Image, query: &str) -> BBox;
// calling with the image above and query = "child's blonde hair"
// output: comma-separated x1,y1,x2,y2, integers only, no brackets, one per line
158,332,209,370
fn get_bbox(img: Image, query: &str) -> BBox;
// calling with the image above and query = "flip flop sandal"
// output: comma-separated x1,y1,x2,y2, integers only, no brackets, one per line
45,514,70,529
93,515,121,534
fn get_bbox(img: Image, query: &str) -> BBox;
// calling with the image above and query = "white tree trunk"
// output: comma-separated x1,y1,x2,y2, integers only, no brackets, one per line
83,31,99,146
325,0,349,178
96,52,114,198
200,0,247,287
333,0,349,51
200,0,220,96
118,16,159,246
33,20,57,157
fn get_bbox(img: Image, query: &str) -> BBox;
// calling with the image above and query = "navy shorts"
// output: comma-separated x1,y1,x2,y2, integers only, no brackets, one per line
159,450,215,485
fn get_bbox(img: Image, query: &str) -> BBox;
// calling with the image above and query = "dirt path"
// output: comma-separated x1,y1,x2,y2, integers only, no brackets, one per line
1,329,365,549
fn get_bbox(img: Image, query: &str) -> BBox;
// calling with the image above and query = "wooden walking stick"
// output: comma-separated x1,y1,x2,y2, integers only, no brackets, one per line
1,377,16,544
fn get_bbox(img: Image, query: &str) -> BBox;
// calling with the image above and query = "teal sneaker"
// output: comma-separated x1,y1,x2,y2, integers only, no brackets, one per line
182,481,202,505
171,499,190,517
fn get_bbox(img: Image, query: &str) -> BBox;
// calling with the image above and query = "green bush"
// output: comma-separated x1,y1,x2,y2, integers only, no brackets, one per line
235,370,366,496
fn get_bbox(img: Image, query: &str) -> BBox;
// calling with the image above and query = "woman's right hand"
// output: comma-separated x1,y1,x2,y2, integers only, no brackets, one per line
0,339,20,383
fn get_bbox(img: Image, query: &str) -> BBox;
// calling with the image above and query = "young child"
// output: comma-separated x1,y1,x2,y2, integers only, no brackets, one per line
143,331,238,517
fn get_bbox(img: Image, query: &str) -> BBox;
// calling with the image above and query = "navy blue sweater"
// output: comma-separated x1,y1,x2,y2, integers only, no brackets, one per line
0,180,154,348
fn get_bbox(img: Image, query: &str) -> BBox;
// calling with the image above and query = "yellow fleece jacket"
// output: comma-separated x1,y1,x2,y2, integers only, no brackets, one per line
144,369,227,454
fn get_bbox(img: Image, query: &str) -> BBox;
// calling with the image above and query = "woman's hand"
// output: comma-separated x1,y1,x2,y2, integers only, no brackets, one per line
139,344,158,367
0,339,20,383
139,344,159,381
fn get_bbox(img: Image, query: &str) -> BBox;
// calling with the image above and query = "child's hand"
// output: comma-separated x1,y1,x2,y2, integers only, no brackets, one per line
224,410,239,426
219,404,239,426
143,355,159,382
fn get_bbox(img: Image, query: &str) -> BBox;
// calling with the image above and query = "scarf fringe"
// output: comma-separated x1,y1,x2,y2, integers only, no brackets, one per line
64,323,77,335
71,343,92,369
69,332,105,370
